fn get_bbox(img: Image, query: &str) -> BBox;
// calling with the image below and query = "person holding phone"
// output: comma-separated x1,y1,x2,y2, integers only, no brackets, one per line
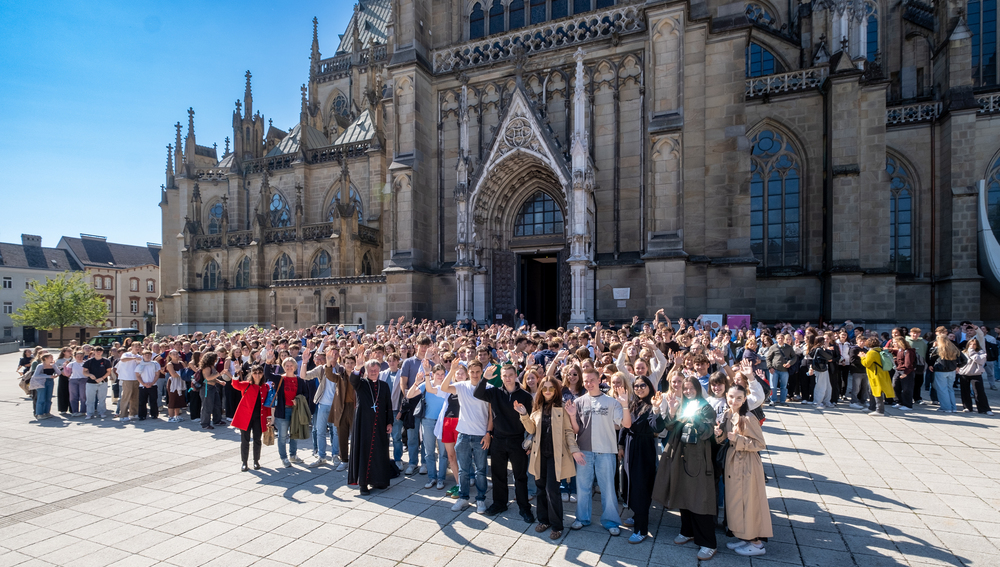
232,364,272,471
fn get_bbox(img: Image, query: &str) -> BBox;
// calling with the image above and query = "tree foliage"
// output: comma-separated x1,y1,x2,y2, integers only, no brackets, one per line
11,272,108,331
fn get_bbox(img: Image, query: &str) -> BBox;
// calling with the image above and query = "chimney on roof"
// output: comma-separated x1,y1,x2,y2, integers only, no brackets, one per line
21,234,42,247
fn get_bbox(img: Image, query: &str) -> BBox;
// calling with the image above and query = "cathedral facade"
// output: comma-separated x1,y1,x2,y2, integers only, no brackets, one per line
158,0,1000,334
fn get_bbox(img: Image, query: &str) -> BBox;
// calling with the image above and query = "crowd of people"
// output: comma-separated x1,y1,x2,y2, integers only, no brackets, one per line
14,311,998,560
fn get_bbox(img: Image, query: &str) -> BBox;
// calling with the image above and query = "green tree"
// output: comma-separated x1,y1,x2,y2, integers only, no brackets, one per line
12,272,108,346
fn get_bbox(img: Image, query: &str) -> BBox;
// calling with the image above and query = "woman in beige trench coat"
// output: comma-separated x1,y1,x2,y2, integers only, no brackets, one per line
715,384,772,556
516,376,586,540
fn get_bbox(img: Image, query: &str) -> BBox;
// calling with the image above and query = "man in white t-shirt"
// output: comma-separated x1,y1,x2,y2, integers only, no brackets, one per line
115,344,142,422
439,359,490,513
135,350,161,420
570,367,630,535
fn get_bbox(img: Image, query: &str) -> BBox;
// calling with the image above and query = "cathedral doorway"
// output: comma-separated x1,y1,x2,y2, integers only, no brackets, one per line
518,253,560,331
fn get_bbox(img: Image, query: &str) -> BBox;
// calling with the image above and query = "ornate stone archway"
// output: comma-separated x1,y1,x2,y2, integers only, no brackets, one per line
454,49,595,325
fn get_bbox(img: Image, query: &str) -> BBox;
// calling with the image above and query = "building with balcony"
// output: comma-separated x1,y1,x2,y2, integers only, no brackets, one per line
159,0,1000,331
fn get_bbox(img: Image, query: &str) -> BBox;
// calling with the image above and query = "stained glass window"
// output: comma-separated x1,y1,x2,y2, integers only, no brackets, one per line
234,256,250,289
203,260,219,290
208,202,224,234
273,253,295,281
269,193,291,227
750,129,800,268
311,250,332,278
745,42,784,78
514,192,564,237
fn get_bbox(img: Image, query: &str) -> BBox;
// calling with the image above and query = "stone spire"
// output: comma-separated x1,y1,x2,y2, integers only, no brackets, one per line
174,122,183,176
224,137,230,156
300,84,309,125
243,70,253,117
185,108,196,166
186,107,195,141
166,144,175,188
351,3,361,53
570,48,589,174
310,17,321,69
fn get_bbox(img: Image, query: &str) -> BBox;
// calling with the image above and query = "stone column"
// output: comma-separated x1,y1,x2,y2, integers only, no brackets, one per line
567,48,595,325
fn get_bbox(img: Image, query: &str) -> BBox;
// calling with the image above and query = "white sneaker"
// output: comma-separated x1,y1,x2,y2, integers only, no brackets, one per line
424,480,435,489
868,411,882,416
307,458,327,468
892,404,901,409
849,404,864,409
735,542,765,556
727,540,748,550
697,547,716,560
897,406,910,411
282,459,292,468
336,462,348,472
405,464,417,475
673,534,693,545
476,500,487,514
436,481,445,490
419,465,428,475
289,455,304,464
451,499,469,512
395,460,403,470
986,411,995,416
570,494,577,503
85,414,95,420
561,493,569,502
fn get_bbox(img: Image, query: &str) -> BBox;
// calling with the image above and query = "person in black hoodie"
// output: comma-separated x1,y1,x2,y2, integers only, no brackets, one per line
474,363,535,522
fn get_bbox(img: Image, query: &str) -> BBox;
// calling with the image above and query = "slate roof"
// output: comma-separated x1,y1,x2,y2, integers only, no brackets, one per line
265,123,331,156
333,110,374,145
336,0,391,54
0,243,79,272
58,237,160,269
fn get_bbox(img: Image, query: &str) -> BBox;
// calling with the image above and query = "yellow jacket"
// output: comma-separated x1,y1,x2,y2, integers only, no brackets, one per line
861,348,896,398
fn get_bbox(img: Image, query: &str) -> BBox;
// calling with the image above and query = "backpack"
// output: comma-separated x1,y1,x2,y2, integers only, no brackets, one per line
876,350,895,373
985,339,999,362
810,349,828,372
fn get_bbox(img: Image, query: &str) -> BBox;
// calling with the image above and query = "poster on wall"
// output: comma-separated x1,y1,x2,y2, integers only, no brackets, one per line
726,314,751,332
699,314,724,333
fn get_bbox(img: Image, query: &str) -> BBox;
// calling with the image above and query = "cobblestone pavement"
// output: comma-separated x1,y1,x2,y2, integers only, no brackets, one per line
1,351,998,567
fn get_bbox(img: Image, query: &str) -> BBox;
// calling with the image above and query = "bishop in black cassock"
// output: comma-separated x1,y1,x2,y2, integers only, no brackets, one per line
347,362,394,494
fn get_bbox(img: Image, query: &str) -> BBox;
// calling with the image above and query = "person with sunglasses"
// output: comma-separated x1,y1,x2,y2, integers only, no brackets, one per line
232,364,272,471
619,375,666,543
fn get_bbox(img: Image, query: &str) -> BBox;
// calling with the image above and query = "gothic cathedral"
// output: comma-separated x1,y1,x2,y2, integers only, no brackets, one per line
158,0,1000,333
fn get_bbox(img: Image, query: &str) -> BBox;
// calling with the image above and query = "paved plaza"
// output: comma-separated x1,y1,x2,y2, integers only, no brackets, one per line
1,351,998,567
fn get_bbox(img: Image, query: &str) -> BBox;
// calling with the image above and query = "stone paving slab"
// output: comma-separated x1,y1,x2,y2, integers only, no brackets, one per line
1,351,998,566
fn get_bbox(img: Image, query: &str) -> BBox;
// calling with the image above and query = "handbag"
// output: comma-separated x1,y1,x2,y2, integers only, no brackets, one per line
522,434,534,451
714,439,730,470
262,424,275,446
264,376,284,409
18,377,31,395
681,422,701,444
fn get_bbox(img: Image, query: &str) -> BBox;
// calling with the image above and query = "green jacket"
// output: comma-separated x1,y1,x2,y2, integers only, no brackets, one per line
290,394,313,440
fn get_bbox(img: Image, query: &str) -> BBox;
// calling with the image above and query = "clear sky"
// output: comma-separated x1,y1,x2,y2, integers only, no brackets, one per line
0,1,353,249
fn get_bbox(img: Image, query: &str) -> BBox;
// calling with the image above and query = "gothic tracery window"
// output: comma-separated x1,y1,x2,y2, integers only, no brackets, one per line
311,250,332,278
745,42,784,77
361,253,375,276
887,156,914,274
234,256,250,289
970,0,998,86
202,260,219,290
273,253,295,281
330,186,365,225
986,153,1000,241
332,93,350,118
470,2,486,39
208,202,224,234
750,129,800,268
514,192,564,237
269,193,291,227
489,2,505,35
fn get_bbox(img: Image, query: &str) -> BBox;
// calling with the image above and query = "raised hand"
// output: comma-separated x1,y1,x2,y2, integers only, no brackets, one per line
513,400,527,415
564,402,577,416
651,391,663,408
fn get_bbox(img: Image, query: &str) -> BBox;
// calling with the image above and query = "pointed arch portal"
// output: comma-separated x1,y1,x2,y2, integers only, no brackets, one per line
454,79,595,327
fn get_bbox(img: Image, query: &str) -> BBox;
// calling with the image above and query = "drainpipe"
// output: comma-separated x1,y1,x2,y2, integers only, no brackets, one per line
929,114,936,328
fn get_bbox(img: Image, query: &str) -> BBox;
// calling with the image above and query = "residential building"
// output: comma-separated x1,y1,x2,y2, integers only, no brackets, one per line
0,235,81,343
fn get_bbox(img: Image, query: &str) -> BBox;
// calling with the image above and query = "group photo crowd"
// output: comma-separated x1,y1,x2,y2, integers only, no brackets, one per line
15,311,999,561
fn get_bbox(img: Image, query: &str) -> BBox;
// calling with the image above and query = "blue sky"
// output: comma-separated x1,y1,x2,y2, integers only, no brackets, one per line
0,1,353,249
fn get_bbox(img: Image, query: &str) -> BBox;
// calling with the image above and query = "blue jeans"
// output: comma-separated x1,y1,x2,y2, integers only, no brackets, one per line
273,415,297,461
314,404,337,459
393,417,420,464
406,419,422,466
560,476,577,495
35,378,54,416
456,433,488,502
933,371,957,412
421,419,447,481
575,451,621,529
770,370,789,403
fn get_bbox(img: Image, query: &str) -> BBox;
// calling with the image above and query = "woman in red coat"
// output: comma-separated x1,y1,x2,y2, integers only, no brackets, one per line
232,364,272,471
